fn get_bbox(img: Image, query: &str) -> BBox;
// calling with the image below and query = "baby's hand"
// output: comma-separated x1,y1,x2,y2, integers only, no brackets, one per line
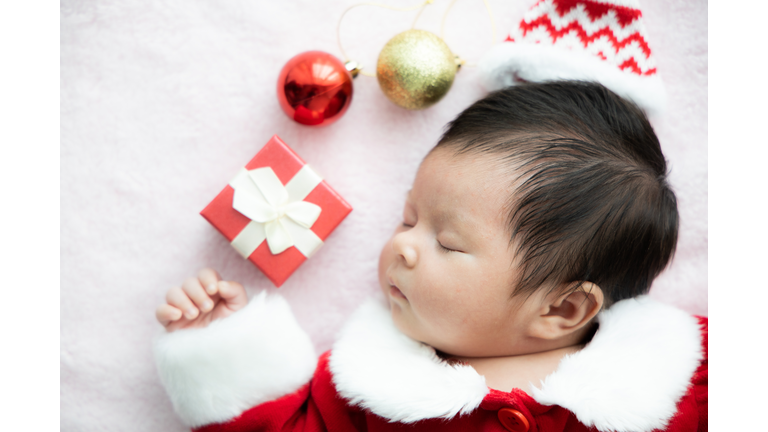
155,268,248,332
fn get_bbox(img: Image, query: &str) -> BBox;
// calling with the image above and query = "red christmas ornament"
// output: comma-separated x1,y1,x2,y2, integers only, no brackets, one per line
277,51,354,127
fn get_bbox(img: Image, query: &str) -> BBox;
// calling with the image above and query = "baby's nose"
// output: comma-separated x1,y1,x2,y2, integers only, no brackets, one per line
392,231,418,267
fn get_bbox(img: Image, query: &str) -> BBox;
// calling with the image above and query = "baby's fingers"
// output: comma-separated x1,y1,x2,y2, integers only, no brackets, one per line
156,304,183,326
166,286,200,320
197,268,222,295
182,277,214,314
217,281,248,313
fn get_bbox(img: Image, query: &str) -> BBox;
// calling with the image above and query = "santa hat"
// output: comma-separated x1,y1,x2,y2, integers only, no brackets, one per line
479,0,665,115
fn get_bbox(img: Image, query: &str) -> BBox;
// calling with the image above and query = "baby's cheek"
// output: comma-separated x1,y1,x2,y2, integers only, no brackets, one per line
377,241,390,273
377,241,395,291
414,286,462,325
422,280,484,326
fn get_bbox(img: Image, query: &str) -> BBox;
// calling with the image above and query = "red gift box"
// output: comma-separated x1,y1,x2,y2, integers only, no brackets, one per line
201,135,352,287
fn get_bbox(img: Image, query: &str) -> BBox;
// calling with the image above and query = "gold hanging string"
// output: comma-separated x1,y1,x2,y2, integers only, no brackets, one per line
410,0,434,29
336,0,497,77
337,0,434,77
440,0,496,67
439,0,458,40
483,0,497,46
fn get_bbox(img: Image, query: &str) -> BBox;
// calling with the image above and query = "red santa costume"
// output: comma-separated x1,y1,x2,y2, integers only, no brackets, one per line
154,293,708,432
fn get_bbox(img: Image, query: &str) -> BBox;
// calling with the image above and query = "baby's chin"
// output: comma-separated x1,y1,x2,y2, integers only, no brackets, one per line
377,281,465,356
388,312,484,358
386,303,438,347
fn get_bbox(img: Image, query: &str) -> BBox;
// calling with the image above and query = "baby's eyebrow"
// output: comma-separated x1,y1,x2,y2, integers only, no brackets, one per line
436,209,458,225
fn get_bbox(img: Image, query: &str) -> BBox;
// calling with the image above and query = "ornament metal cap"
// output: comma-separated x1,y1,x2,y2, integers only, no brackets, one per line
376,29,458,110
344,60,362,78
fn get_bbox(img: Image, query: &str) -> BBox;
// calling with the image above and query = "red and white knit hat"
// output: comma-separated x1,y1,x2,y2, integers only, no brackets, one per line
479,0,665,115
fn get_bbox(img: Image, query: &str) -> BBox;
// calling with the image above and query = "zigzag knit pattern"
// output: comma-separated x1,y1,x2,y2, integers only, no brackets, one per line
513,0,657,76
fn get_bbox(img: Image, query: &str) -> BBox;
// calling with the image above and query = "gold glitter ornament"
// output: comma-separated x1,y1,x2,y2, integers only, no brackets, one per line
376,29,459,110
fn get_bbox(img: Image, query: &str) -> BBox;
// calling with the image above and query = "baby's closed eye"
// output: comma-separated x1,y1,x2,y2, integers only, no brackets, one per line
437,239,463,253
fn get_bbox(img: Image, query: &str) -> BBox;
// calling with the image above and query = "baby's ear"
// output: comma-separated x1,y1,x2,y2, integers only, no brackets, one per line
529,282,604,340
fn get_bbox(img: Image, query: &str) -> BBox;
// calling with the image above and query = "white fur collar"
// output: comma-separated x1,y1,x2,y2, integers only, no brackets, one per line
329,295,489,423
329,295,703,432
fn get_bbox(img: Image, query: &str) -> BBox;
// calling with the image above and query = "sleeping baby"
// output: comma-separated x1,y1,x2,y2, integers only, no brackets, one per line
154,81,707,432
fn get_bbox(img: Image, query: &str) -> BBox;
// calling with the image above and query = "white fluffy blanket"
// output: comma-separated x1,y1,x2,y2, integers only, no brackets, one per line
61,1,707,430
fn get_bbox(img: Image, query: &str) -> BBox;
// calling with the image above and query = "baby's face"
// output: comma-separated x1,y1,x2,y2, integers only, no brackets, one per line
378,148,546,358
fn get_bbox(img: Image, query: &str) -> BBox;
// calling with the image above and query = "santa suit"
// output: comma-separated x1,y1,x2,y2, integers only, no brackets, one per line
154,293,708,432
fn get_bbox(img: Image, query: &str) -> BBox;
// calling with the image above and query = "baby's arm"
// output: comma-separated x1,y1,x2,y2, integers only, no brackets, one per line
153,269,319,430
155,268,248,332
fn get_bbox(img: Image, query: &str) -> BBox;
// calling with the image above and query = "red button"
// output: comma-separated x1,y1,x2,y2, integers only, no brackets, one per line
498,408,530,432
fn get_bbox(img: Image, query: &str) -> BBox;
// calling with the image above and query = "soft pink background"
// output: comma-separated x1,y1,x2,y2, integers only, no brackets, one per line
61,1,707,430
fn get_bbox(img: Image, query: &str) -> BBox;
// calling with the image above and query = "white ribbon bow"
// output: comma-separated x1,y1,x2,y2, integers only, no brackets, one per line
229,166,324,256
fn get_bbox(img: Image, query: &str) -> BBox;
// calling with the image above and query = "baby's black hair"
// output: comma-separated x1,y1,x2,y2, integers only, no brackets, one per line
435,81,678,306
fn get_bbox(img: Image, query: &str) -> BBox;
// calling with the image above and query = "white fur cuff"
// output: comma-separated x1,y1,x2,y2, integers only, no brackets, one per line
153,291,317,428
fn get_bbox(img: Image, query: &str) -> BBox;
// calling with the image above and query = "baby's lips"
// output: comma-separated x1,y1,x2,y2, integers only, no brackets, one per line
390,285,408,300
387,276,408,300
